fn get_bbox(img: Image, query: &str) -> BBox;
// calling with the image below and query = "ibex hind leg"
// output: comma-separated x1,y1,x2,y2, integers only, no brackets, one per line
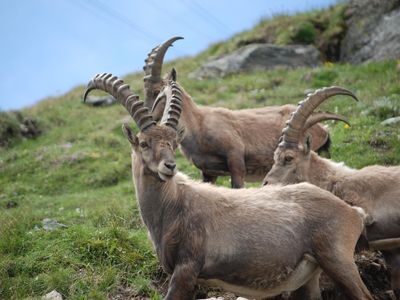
382,248,400,298
318,257,371,300
313,231,372,299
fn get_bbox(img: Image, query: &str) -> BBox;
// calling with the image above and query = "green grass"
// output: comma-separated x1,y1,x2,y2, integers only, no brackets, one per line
1,7,400,300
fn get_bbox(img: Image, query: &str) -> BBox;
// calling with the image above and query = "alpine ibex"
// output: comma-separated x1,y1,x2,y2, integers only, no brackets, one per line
263,87,400,297
84,73,372,300
143,37,349,188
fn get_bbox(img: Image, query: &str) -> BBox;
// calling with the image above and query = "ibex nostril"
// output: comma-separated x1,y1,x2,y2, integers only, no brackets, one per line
263,180,268,186
164,162,176,171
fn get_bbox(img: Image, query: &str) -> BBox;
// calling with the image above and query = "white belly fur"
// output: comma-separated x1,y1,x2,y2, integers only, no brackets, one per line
198,255,321,299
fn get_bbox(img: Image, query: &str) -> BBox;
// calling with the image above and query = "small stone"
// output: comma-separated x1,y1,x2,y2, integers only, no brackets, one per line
85,95,116,106
42,218,68,231
60,143,73,149
237,297,249,300
301,72,313,82
6,201,18,209
43,290,63,300
381,116,400,126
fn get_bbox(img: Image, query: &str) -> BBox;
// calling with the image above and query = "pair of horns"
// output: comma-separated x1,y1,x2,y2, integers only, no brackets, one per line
83,37,184,131
280,86,358,148
83,72,183,132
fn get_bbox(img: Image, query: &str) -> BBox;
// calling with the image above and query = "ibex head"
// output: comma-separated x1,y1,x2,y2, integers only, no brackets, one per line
263,87,358,186
84,72,184,181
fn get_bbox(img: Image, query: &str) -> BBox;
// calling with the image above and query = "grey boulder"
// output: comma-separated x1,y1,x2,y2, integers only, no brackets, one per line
191,44,321,79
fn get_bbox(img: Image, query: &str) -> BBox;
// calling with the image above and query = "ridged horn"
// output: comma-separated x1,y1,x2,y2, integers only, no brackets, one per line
160,77,183,131
280,86,358,148
303,112,351,132
143,36,183,108
84,73,155,131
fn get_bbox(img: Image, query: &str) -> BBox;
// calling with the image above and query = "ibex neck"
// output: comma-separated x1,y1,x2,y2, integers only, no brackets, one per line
179,92,203,132
132,162,181,251
308,152,355,191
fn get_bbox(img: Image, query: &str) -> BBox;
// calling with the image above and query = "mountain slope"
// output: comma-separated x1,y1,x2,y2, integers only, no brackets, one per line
1,5,400,299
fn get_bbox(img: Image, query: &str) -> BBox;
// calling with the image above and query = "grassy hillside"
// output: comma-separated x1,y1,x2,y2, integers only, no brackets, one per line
1,6,400,300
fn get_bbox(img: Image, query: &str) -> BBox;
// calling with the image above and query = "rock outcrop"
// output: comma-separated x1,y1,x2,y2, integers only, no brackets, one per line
341,0,400,63
191,44,321,79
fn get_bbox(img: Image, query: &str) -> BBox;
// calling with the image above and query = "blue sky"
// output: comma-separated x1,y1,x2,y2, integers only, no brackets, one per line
0,0,338,111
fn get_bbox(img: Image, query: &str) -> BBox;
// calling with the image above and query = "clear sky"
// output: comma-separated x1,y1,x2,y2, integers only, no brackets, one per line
0,0,338,111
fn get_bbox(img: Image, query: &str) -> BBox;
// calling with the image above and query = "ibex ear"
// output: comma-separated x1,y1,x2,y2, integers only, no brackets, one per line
303,134,312,155
151,94,167,122
167,68,177,81
177,126,185,144
122,123,138,147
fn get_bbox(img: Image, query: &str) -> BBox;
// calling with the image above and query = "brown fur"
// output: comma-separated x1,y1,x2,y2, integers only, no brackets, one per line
264,143,400,296
152,81,330,188
122,123,372,300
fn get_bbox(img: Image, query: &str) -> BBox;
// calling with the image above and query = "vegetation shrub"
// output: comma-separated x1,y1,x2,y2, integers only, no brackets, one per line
363,96,400,120
291,21,317,44
0,111,42,147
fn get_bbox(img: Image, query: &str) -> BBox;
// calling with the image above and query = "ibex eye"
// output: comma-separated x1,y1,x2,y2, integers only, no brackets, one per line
140,141,148,149
284,156,294,163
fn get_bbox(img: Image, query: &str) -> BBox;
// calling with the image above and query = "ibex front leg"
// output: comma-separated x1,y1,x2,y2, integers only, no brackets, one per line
227,151,246,189
202,172,217,184
165,262,199,300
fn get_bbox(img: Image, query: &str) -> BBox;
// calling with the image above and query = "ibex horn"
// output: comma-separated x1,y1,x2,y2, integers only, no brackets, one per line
143,36,184,108
280,86,358,148
84,73,155,131
160,70,183,130
303,112,351,132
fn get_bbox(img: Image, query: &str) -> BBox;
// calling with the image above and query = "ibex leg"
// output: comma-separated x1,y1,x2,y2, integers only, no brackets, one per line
226,152,245,189
165,262,199,300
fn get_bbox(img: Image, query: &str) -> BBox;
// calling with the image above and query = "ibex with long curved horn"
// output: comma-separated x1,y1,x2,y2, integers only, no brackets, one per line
263,87,400,297
144,37,349,188
84,73,372,300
